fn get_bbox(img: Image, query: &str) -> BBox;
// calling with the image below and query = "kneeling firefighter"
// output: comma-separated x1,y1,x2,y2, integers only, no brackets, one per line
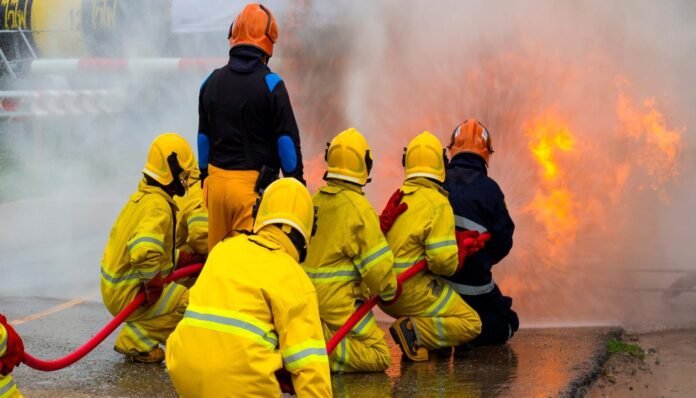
444,119,519,346
198,3,305,252
0,316,23,398
303,128,400,373
166,178,332,397
174,166,209,261
379,131,482,361
101,133,200,363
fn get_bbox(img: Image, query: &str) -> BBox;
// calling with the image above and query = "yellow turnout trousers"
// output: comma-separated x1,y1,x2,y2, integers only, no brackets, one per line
204,166,259,251
381,273,480,350
380,178,481,350
114,283,189,353
321,310,391,373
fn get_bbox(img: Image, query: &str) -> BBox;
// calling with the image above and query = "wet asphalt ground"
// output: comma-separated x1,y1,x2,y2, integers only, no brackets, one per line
2,296,619,397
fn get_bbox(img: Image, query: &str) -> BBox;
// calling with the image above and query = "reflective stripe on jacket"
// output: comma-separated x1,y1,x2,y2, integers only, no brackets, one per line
101,179,177,315
386,177,459,278
444,153,515,287
166,227,332,397
174,181,209,254
304,181,398,327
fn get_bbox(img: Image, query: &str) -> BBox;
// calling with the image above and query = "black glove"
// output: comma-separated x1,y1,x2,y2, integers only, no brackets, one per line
200,168,208,188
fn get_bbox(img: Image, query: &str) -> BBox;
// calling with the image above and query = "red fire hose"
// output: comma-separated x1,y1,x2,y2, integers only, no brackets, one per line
19,259,427,371
326,259,427,354
22,264,204,372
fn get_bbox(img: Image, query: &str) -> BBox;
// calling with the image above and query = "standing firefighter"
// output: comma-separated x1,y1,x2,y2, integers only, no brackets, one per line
198,3,305,251
166,178,331,397
444,119,518,346
101,133,200,363
379,131,481,361
303,128,400,373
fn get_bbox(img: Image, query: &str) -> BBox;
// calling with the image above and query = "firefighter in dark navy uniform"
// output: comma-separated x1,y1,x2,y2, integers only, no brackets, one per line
443,119,519,347
197,3,304,252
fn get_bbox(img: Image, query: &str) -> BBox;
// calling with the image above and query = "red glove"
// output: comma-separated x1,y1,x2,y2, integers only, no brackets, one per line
379,189,408,234
455,230,480,271
379,281,403,306
476,232,492,249
0,314,24,376
177,251,207,269
142,273,164,306
275,368,296,395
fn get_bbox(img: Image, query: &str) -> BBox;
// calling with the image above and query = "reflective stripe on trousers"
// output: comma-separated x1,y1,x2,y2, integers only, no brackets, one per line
0,376,18,398
442,279,496,296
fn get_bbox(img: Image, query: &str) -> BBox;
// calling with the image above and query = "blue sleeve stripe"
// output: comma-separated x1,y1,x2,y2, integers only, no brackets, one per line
198,133,210,169
277,135,297,174
265,72,283,93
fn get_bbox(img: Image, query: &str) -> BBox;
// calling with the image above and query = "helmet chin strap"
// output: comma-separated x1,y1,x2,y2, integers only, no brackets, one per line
281,224,307,262
166,152,188,197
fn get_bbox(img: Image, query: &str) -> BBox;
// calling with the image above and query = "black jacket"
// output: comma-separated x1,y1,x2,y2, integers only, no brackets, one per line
443,154,515,287
199,46,304,181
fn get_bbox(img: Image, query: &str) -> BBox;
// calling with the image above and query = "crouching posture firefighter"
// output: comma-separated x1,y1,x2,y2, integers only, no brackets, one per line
379,132,482,361
303,128,399,373
0,315,23,398
444,120,519,346
101,133,199,363
166,178,332,397
198,3,305,251
174,166,208,257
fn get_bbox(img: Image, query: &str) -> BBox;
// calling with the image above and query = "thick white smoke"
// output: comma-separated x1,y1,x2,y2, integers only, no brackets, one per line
1,1,694,331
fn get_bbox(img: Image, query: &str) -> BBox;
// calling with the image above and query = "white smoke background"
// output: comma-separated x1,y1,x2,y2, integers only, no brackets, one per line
1,0,694,331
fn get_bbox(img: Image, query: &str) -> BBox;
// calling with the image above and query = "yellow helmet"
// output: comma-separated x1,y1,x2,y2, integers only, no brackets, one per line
325,127,373,186
403,131,447,183
253,178,315,244
143,133,196,187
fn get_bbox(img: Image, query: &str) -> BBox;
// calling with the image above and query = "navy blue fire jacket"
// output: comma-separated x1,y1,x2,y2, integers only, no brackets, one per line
198,46,304,182
443,153,515,289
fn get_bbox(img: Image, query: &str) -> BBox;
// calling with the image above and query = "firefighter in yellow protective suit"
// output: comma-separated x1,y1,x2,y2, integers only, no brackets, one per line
379,131,482,361
303,128,399,373
166,178,332,397
101,133,196,363
174,166,208,256
0,318,23,398
173,166,209,288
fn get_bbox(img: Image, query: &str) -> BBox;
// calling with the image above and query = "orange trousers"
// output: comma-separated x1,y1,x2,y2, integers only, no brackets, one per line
204,166,259,251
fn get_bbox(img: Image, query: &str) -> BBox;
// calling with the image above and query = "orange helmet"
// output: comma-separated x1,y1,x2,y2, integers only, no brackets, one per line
448,119,494,165
229,3,278,57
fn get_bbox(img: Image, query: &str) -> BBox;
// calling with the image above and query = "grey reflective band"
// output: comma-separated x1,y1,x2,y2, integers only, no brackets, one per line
0,379,16,396
443,279,495,296
127,323,158,349
185,310,278,346
305,270,359,279
187,216,208,225
100,267,141,284
454,215,488,233
128,236,164,251
151,284,177,317
428,286,453,316
284,347,327,365
425,240,456,250
352,311,374,335
355,245,390,271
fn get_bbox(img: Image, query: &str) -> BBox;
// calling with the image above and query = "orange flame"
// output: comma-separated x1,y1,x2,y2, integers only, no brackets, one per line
616,83,682,198
525,115,579,261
